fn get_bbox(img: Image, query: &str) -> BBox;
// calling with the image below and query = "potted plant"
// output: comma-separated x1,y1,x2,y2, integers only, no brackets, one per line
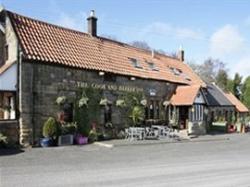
116,99,126,108
40,117,58,147
56,96,67,105
140,99,147,107
58,122,77,146
130,106,144,127
99,98,108,106
88,128,98,143
75,134,88,145
78,96,89,108
0,133,8,148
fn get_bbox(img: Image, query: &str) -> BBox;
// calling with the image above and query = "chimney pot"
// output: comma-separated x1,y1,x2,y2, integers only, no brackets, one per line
90,10,95,17
151,49,155,58
178,45,184,62
87,10,97,37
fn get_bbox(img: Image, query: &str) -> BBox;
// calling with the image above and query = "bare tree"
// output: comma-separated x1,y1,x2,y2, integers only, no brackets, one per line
130,41,151,51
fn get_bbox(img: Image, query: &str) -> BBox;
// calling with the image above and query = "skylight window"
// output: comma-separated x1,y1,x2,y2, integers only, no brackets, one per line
169,67,182,76
128,58,143,69
146,61,159,71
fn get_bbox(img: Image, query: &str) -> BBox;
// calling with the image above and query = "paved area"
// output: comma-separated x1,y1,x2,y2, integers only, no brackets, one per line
1,133,250,187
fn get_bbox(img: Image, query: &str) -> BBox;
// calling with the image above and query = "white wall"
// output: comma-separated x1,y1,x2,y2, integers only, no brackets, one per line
194,91,205,104
0,63,17,91
5,16,18,65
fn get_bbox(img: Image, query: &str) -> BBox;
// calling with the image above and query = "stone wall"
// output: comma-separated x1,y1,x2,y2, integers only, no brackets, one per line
20,61,177,145
0,120,19,143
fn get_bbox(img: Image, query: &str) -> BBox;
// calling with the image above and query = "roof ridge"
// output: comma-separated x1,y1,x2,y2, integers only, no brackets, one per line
6,9,91,38
95,37,180,61
7,9,182,62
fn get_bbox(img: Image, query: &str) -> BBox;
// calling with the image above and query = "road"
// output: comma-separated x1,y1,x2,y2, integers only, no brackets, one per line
1,134,250,187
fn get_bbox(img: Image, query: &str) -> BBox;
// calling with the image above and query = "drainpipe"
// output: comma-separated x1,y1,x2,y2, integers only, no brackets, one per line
31,59,35,145
17,46,22,145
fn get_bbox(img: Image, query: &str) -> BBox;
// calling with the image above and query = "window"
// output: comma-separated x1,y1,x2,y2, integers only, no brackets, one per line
169,67,182,76
4,44,8,61
192,104,204,121
147,100,161,120
147,61,159,71
156,101,160,119
145,106,149,120
63,103,73,122
128,58,143,69
104,104,112,123
149,100,154,119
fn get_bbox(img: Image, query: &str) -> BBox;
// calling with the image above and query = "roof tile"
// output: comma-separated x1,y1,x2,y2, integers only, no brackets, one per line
8,10,205,86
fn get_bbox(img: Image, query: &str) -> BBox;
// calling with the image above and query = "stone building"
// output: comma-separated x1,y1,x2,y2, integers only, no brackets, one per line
0,8,248,146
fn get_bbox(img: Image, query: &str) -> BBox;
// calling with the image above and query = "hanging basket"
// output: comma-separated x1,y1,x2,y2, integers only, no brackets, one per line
79,97,89,107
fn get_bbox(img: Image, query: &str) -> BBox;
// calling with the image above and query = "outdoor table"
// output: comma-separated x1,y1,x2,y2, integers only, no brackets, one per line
152,125,167,137
126,127,146,140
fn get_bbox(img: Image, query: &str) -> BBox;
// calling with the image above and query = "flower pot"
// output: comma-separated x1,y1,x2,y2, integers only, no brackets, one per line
40,138,53,147
58,134,74,146
76,136,88,145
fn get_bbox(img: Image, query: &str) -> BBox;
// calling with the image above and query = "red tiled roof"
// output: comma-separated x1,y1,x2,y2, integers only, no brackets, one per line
7,10,205,86
224,92,249,113
170,85,200,106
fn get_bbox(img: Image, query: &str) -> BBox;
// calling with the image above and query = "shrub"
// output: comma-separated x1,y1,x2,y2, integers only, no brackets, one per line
61,122,78,135
0,133,8,148
88,129,98,143
43,117,58,138
130,106,144,126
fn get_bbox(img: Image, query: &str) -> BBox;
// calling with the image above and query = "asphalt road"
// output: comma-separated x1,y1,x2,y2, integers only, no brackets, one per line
1,134,250,187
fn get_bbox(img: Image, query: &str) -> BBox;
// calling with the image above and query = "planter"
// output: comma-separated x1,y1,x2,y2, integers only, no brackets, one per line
40,138,53,147
75,135,88,145
58,134,74,146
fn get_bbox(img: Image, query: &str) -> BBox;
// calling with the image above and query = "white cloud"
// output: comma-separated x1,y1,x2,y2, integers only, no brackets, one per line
209,24,244,56
245,16,250,26
141,22,203,40
232,56,250,78
56,11,87,31
48,0,87,31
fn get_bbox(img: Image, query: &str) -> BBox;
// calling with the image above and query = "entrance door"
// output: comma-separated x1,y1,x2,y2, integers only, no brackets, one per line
179,106,189,129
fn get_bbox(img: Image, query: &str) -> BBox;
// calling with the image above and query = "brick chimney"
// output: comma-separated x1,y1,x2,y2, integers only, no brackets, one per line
87,10,97,37
178,45,184,62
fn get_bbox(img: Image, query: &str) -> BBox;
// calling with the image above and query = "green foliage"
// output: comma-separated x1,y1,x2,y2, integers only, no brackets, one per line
99,98,109,106
242,76,250,109
130,106,144,126
56,96,67,105
74,87,102,136
0,133,8,148
61,122,78,135
88,129,98,143
216,69,228,91
42,117,58,138
188,58,226,84
226,79,234,93
117,92,145,127
233,73,242,99
78,96,89,108
116,99,126,108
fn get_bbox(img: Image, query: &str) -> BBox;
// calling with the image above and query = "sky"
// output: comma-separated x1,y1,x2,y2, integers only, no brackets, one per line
1,0,250,78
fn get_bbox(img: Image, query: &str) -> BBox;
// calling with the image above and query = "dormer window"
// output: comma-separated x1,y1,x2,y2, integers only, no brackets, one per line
169,67,182,76
146,61,159,71
128,57,142,69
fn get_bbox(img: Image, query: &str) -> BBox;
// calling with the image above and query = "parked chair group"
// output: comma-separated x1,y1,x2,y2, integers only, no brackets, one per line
125,126,179,141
